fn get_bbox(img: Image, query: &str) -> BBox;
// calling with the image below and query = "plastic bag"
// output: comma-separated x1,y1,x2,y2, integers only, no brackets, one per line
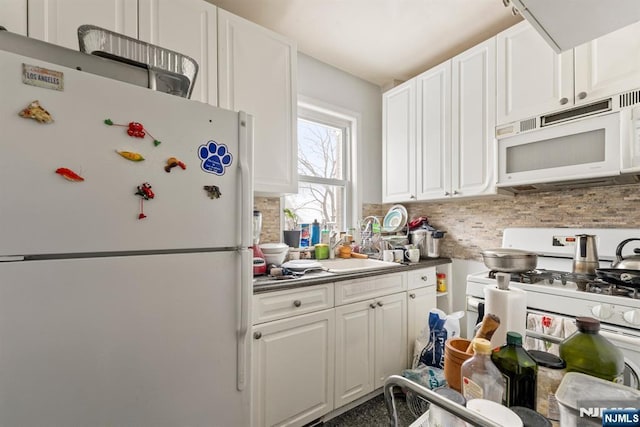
402,364,447,389
414,309,464,369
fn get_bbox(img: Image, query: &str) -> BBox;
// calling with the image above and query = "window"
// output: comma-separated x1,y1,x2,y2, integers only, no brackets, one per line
284,101,355,231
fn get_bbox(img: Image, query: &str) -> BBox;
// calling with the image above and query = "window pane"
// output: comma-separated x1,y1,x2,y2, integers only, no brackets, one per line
298,118,344,180
284,183,344,231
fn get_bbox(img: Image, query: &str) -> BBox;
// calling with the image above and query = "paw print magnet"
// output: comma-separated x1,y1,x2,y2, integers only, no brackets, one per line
198,141,232,175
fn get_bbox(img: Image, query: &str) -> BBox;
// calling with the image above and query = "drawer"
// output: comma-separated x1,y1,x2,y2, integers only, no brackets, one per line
335,272,406,306
253,284,334,324
407,267,436,290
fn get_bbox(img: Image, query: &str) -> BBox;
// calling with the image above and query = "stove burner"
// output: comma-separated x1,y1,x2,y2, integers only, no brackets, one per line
486,269,639,299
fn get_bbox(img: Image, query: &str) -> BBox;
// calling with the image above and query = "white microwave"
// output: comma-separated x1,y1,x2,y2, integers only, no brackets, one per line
496,99,640,193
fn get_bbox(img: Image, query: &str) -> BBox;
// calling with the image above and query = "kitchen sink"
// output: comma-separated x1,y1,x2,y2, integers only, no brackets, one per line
318,258,400,273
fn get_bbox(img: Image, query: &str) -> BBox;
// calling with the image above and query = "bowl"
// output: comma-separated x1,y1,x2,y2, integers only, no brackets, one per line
263,251,287,266
259,243,289,254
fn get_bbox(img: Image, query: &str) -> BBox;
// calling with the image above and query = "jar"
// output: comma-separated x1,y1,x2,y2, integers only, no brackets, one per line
314,243,329,260
528,350,566,421
436,273,447,292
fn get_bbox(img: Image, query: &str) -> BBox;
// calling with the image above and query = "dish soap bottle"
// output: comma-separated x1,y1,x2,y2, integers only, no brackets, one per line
559,316,625,383
491,331,537,409
461,338,504,404
311,219,320,246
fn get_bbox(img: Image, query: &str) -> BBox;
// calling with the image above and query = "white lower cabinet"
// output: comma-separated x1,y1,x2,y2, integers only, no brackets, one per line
252,308,335,427
407,268,438,367
334,292,407,408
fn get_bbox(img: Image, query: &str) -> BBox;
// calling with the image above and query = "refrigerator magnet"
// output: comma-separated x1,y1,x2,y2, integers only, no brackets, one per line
135,182,154,220
55,167,84,182
104,119,161,146
203,185,221,199
164,157,186,172
18,100,53,124
198,141,233,175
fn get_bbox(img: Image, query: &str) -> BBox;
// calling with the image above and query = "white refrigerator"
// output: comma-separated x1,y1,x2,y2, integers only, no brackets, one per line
0,48,253,426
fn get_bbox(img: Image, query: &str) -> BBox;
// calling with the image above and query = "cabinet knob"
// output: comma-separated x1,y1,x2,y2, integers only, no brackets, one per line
421,276,428,281
410,195,416,200
293,300,302,307
409,293,416,299
453,190,459,195
377,301,384,307
369,303,377,309
444,191,450,196
560,97,569,105
253,331,262,340
578,91,587,100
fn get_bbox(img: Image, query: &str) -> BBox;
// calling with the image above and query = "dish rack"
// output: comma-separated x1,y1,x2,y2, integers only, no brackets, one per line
380,204,409,248
384,375,503,427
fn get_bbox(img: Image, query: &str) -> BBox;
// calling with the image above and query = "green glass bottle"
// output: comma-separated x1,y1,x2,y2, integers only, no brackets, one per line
559,317,624,383
491,331,538,409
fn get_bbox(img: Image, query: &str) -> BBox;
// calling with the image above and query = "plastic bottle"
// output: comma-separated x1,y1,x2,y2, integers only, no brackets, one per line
299,223,310,247
436,273,447,292
491,331,538,409
311,219,320,245
320,225,330,245
460,338,504,404
559,316,625,383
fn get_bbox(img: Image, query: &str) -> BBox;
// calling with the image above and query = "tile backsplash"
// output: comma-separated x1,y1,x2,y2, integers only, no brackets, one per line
256,183,640,260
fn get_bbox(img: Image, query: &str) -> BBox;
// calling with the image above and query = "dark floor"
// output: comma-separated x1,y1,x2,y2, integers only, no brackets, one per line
322,392,419,427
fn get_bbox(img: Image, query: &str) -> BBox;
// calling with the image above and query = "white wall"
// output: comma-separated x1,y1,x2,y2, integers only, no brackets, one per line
297,53,382,205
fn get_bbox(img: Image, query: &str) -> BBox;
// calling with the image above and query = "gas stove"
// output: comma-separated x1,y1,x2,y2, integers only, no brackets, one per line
467,228,640,330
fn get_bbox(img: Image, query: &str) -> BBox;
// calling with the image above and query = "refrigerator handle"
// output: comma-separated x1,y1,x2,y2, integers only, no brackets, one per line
237,248,252,391
238,112,254,249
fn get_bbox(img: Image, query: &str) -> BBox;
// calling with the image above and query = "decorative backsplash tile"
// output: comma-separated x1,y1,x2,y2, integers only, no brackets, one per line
256,183,640,260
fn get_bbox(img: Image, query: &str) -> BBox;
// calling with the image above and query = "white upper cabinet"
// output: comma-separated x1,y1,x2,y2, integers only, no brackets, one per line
497,20,640,128
451,38,497,198
574,20,640,105
382,80,416,202
27,0,137,49
1,0,27,35
218,9,298,195
139,0,218,105
496,21,573,126
415,61,451,200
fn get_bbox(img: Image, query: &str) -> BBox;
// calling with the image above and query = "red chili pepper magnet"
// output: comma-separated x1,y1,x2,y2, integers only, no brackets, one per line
55,167,84,182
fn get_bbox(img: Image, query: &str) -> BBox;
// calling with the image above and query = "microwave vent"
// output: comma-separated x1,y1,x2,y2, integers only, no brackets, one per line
620,89,640,108
541,99,612,127
519,117,537,132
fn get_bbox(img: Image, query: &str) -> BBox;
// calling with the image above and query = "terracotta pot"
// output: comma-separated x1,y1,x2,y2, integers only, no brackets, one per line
444,338,473,393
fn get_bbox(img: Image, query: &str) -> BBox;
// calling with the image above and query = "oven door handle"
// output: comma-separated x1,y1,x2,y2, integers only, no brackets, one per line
525,330,563,344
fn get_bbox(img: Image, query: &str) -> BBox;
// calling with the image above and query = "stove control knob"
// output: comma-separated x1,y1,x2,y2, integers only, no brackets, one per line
623,309,640,326
591,304,613,319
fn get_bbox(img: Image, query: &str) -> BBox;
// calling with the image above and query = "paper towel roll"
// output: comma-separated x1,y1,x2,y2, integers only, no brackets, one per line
483,285,527,348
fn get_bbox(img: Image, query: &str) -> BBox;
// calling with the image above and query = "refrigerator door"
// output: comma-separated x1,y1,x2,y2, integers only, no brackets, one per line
0,252,250,427
0,50,252,256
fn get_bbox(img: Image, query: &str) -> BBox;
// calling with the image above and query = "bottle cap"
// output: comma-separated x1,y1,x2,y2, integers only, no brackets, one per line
575,316,600,333
506,331,523,345
528,350,566,369
472,338,492,354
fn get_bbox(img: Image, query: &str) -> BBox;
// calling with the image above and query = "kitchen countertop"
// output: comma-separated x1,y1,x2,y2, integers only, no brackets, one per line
253,257,452,294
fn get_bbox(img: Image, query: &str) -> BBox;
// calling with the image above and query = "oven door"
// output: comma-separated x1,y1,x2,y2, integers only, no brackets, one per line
526,309,640,389
465,296,484,339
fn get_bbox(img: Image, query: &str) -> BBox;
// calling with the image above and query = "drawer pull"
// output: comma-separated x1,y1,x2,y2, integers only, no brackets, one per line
578,91,587,100
377,301,383,307
293,300,302,307
369,303,377,309
253,331,262,340
560,97,568,105
409,293,416,299
421,276,428,281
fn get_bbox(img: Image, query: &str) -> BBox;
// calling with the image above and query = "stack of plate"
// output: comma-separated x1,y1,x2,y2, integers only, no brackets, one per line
281,260,323,272
382,204,408,233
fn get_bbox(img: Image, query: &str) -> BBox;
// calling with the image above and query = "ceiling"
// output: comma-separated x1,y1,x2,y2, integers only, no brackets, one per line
206,0,522,88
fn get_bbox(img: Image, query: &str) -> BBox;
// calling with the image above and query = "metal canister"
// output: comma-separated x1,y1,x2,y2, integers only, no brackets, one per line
410,229,429,259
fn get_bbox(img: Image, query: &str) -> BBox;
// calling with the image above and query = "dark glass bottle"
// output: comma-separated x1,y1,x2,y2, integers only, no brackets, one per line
491,331,538,409
559,316,624,383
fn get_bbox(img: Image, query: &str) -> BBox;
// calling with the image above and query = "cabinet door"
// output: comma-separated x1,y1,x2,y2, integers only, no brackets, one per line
1,0,27,35
496,21,574,124
574,20,640,105
451,38,496,198
252,309,335,427
138,0,217,105
415,61,452,200
382,80,416,202
334,300,375,408
374,292,408,389
28,0,137,49
407,286,437,367
218,9,297,195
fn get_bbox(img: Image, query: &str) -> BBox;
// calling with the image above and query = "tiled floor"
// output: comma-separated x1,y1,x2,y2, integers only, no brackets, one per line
322,393,418,427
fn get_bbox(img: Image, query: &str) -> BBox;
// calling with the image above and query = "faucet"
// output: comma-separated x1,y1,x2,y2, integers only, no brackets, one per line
360,216,383,258
329,232,345,259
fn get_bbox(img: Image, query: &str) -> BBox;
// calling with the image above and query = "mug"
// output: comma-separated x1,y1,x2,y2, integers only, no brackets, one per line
405,248,420,263
393,249,404,262
382,250,394,262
